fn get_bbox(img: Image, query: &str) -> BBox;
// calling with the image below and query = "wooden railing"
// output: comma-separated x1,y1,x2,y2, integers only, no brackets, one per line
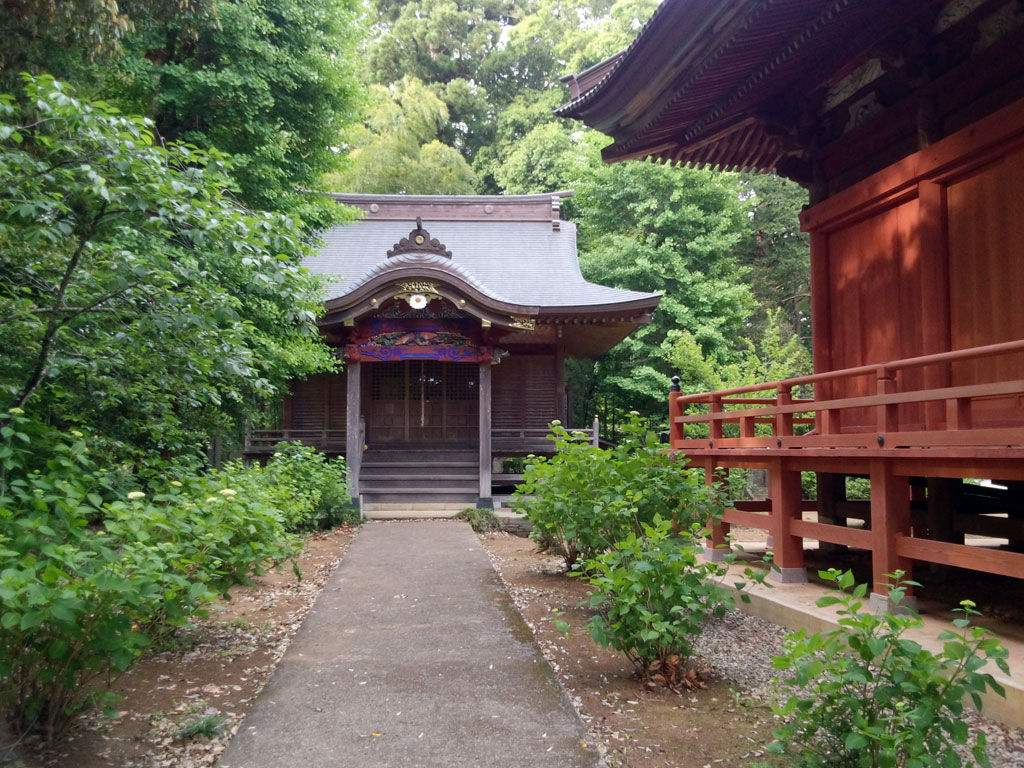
492,417,600,452
670,339,1024,453
246,428,347,453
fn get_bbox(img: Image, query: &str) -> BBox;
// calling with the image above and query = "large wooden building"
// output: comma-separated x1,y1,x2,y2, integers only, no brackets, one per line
247,193,659,508
560,0,1024,599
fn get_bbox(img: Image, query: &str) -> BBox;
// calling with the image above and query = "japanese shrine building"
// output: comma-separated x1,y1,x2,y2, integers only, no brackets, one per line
560,0,1024,597
247,192,660,508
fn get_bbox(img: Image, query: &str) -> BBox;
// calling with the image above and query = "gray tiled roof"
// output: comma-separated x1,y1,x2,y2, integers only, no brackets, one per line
305,219,659,309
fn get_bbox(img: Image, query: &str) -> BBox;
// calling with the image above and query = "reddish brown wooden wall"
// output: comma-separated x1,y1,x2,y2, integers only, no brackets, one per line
947,147,1024,386
492,354,558,432
803,98,1024,432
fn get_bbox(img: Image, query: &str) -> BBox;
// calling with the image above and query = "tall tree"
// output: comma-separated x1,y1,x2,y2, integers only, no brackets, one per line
108,0,364,229
0,77,334,459
327,77,479,194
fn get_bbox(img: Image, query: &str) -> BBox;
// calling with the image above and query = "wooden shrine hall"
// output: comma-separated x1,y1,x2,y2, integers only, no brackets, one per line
560,0,1024,599
246,192,660,507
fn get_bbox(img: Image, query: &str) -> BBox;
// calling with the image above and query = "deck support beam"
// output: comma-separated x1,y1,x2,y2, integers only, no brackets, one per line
703,459,731,561
869,459,914,604
478,361,493,509
768,459,807,583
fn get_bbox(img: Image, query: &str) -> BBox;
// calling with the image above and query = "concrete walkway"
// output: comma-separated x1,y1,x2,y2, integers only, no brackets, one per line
219,521,601,768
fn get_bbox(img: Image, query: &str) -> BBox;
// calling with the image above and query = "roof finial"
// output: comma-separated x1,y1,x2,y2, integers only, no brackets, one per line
416,216,423,230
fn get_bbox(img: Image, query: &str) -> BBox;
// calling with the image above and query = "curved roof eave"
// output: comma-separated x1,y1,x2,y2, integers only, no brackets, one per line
321,254,541,321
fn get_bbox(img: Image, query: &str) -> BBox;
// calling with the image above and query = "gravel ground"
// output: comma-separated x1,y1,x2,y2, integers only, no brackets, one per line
483,532,1024,768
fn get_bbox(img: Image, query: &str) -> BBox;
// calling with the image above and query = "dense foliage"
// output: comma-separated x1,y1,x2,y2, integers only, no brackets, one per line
0,77,335,460
770,570,1009,768
512,415,721,567
1,0,363,229
519,417,765,683
579,516,752,685
0,411,349,740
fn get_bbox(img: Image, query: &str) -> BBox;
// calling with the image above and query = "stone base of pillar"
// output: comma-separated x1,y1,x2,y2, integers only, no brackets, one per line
768,566,808,584
870,592,918,615
476,496,494,510
703,546,728,561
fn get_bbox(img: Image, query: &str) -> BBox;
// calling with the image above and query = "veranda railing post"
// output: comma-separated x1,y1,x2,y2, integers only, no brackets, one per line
775,384,793,438
876,366,899,433
668,375,682,445
709,394,723,442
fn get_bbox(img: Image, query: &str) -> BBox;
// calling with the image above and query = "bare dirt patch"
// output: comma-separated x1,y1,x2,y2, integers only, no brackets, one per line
7,525,357,768
480,532,784,768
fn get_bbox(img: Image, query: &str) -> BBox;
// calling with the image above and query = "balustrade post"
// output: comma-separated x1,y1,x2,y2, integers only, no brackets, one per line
591,415,600,447
709,394,724,442
876,366,898,433
668,375,682,445
775,385,794,438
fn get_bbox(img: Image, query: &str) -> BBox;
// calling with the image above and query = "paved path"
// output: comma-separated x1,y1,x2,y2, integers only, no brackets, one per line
219,521,601,768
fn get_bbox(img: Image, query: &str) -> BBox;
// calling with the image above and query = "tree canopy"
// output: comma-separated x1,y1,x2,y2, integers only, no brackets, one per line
0,76,334,460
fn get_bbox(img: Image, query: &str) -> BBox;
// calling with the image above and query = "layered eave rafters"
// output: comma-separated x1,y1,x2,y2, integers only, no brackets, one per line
559,0,943,173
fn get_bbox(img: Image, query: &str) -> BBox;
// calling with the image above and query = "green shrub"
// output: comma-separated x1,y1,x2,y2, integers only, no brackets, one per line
256,442,356,530
512,415,721,567
575,515,760,684
0,418,339,741
769,569,1009,768
456,507,501,532
0,414,199,740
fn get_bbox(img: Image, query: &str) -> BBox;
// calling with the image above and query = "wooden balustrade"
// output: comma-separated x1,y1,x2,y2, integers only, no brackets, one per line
676,340,1024,596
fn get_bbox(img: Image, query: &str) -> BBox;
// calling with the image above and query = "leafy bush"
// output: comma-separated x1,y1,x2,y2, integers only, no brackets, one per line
769,570,1009,768
0,419,345,740
456,507,501,532
0,414,198,739
512,415,721,567
576,515,761,685
255,442,356,530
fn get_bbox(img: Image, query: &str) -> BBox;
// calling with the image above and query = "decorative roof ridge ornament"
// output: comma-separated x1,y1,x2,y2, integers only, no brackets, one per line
387,217,453,259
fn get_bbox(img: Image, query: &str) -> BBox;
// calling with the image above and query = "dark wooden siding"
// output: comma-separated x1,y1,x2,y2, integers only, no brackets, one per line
287,371,347,433
493,354,558,431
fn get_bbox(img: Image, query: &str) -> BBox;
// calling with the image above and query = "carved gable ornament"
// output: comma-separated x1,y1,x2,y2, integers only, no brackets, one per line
387,217,453,259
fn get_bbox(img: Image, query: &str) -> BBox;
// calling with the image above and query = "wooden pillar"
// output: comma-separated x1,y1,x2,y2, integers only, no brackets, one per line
918,180,951,430
346,361,362,502
808,231,832,399
703,458,731,561
478,361,493,509
1007,482,1024,553
869,459,914,606
768,459,807,583
555,341,567,424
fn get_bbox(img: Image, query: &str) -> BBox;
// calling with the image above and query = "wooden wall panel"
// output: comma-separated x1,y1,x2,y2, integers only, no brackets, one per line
947,146,1024,390
288,371,347,434
492,354,558,431
825,198,925,429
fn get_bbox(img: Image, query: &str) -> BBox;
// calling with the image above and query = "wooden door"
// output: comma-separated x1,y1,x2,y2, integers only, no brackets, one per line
367,361,478,445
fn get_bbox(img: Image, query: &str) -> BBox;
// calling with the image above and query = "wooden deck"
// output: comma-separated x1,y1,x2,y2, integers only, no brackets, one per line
670,340,1024,595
